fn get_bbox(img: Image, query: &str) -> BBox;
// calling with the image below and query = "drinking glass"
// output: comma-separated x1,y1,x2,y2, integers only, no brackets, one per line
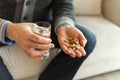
32,21,51,58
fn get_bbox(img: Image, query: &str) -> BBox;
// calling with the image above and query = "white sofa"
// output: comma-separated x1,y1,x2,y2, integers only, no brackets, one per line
73,0,120,79
1,0,120,80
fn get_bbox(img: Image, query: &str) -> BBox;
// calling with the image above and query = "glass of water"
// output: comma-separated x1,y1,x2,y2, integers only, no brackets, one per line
32,21,51,59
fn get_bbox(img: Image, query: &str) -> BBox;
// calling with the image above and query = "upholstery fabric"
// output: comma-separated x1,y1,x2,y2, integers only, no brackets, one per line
73,0,102,16
103,0,120,26
73,16,120,79
0,45,59,79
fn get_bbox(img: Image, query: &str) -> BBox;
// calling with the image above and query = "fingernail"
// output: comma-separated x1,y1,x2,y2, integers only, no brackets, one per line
50,44,55,48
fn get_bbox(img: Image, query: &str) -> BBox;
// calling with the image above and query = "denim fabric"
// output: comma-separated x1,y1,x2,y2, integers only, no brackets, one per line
0,57,13,80
38,24,96,80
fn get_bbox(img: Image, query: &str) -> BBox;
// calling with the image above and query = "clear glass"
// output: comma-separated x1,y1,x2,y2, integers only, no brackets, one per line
32,21,51,59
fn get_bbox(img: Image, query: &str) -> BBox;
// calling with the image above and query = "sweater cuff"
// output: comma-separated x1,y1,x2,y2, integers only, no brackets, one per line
0,19,13,45
54,16,75,35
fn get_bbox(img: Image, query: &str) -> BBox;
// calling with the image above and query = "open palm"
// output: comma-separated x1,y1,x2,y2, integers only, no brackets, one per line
57,26,87,58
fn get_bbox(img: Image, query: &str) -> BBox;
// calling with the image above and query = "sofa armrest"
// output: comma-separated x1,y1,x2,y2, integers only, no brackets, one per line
102,0,120,26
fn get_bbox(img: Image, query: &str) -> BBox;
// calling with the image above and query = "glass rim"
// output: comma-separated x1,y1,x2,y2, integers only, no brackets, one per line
32,21,51,34
35,21,51,28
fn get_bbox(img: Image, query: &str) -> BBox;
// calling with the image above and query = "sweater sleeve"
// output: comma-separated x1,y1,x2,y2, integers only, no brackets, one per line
54,16,75,34
52,0,76,31
0,18,13,45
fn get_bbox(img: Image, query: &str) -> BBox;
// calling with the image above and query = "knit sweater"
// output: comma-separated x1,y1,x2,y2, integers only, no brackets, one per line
0,0,75,45
0,0,75,79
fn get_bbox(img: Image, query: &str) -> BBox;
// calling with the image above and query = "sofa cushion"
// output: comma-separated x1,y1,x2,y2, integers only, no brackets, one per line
0,45,59,79
103,0,120,26
73,16,120,79
73,0,102,16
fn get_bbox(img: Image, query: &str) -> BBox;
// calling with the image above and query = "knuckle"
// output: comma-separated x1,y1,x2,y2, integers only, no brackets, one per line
31,34,41,42
35,36,41,41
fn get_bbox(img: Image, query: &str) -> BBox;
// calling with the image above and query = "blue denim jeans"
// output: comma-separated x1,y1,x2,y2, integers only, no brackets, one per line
0,57,13,80
38,24,96,80
0,24,96,80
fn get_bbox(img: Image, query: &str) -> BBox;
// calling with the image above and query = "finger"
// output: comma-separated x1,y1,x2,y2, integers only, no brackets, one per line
62,44,77,58
27,53,43,60
29,33,52,44
30,42,54,50
62,45,72,54
23,39,54,50
79,47,86,56
22,47,43,60
69,49,76,58
78,37,87,47
74,50,82,57
59,39,77,58
24,46,49,56
18,44,44,60
31,48,49,56
34,56,44,60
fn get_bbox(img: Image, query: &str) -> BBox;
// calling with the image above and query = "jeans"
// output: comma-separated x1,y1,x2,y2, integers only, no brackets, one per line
0,57,13,80
38,24,96,80
0,24,96,80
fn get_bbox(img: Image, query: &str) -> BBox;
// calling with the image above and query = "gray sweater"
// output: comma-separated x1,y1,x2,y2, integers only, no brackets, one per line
0,0,75,22
0,0,75,45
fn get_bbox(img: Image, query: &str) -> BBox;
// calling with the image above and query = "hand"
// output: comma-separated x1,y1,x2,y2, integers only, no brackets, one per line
57,26,87,58
6,23,54,60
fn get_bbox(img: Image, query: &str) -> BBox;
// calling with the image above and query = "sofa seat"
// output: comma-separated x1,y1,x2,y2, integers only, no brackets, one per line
0,45,59,80
73,16,120,79
2,16,120,80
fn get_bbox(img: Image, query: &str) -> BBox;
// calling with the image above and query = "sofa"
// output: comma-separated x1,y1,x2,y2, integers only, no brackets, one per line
1,0,120,80
73,0,120,79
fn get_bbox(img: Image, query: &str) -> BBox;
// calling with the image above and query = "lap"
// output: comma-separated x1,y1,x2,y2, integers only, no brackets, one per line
0,44,58,79
38,24,96,80
0,24,96,80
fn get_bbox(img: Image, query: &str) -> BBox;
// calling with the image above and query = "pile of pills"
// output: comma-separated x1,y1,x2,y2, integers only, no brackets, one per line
65,37,81,51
